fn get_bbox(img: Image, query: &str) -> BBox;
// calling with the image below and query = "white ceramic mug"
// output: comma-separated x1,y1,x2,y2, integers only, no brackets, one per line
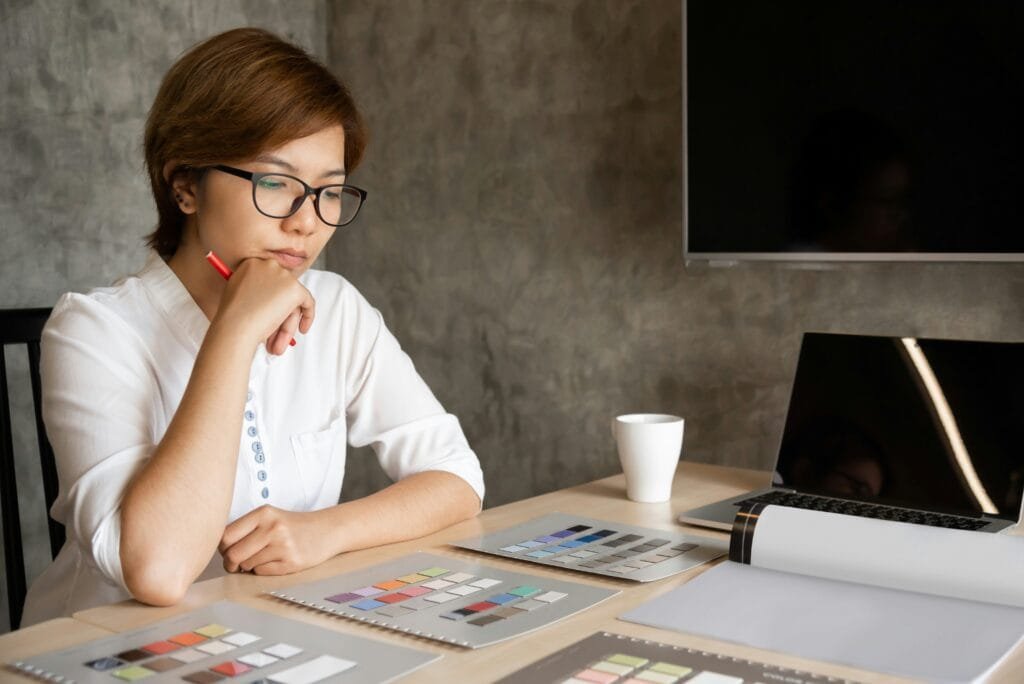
611,414,685,503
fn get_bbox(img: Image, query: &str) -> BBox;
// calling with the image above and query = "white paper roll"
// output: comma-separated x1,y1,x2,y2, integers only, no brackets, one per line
743,505,1024,608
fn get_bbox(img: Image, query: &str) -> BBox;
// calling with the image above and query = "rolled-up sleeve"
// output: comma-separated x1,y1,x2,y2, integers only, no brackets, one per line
41,293,157,593
343,294,485,506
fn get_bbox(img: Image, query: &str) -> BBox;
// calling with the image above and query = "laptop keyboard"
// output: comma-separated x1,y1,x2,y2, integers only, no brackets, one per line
739,490,990,530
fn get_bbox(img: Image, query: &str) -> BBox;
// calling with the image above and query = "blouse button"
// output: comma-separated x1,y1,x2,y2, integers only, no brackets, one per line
252,441,263,453
257,470,267,481
244,410,255,422
261,487,269,499
247,426,257,437
255,453,265,464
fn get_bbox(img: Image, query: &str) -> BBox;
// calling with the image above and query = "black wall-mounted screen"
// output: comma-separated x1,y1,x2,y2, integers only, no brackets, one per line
684,0,1024,261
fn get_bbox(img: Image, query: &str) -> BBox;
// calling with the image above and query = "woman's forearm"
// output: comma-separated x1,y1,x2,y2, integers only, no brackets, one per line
120,323,255,604
316,471,481,557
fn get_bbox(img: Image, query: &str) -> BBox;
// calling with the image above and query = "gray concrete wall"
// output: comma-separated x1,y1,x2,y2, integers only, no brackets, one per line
0,0,325,632
326,0,1024,508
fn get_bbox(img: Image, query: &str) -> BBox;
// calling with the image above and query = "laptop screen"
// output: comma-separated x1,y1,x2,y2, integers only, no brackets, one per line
774,333,1024,520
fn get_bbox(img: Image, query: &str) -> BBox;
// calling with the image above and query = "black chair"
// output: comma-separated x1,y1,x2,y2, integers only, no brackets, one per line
0,307,64,630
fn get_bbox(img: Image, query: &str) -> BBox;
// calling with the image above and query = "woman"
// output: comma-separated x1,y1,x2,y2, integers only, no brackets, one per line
22,27,484,625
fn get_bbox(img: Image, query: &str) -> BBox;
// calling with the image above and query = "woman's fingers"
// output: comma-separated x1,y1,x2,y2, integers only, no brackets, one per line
298,290,316,335
219,508,262,553
240,546,289,574
267,310,302,355
221,528,270,573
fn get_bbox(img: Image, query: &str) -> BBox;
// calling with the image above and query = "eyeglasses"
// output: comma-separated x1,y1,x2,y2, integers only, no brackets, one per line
211,164,368,227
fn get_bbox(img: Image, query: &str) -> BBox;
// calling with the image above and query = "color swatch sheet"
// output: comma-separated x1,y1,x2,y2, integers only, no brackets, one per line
496,631,860,684
9,601,438,683
269,552,619,649
452,513,728,582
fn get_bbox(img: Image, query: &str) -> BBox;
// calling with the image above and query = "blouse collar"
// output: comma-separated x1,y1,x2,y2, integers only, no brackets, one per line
137,250,211,351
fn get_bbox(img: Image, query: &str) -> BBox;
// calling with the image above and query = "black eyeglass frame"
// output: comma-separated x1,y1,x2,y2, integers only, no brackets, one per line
212,164,368,227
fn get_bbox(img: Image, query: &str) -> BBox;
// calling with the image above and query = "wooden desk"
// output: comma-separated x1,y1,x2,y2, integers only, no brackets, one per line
3,462,1022,682
0,617,113,662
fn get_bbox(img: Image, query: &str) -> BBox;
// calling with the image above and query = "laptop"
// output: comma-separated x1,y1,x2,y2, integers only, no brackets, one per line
678,332,1024,533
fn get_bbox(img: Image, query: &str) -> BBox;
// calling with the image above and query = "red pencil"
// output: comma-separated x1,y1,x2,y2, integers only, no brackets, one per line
205,251,296,346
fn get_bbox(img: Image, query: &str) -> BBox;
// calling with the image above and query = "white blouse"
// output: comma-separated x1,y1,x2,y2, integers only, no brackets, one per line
21,252,485,625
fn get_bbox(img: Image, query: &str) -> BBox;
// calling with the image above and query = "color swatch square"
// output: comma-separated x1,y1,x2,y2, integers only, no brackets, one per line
263,643,303,659
142,657,181,673
211,661,252,676
415,565,448,577
650,662,693,677
417,567,448,577
373,579,405,591
115,649,149,662
376,605,415,618
325,592,363,603
182,672,225,683
141,640,180,655
85,657,125,671
592,660,635,676
194,624,232,638
470,578,502,589
112,665,155,681
169,632,207,647
351,598,387,610
574,668,618,683
608,654,650,668
468,614,505,626
171,649,208,664
196,640,235,655
238,652,279,667
222,631,260,646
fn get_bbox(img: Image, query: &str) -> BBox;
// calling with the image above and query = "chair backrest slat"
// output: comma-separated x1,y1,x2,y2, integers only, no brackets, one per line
0,349,28,631
28,341,64,558
0,307,61,630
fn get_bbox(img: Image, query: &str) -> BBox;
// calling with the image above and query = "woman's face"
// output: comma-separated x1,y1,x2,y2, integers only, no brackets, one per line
192,125,347,274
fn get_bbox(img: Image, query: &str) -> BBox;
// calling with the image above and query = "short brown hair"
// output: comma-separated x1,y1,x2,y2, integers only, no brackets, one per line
143,28,367,257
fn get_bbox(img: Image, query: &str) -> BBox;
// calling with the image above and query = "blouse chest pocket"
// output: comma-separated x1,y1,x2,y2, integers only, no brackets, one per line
289,414,347,508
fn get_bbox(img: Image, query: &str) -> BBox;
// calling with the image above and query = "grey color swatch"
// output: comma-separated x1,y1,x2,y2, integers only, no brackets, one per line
452,512,726,582
10,600,439,683
269,551,618,649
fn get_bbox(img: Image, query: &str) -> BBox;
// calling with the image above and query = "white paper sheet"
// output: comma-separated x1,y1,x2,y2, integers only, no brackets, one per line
747,506,1024,607
621,561,1024,683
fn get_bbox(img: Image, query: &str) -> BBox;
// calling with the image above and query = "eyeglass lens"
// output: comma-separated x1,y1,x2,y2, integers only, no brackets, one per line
255,175,361,226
